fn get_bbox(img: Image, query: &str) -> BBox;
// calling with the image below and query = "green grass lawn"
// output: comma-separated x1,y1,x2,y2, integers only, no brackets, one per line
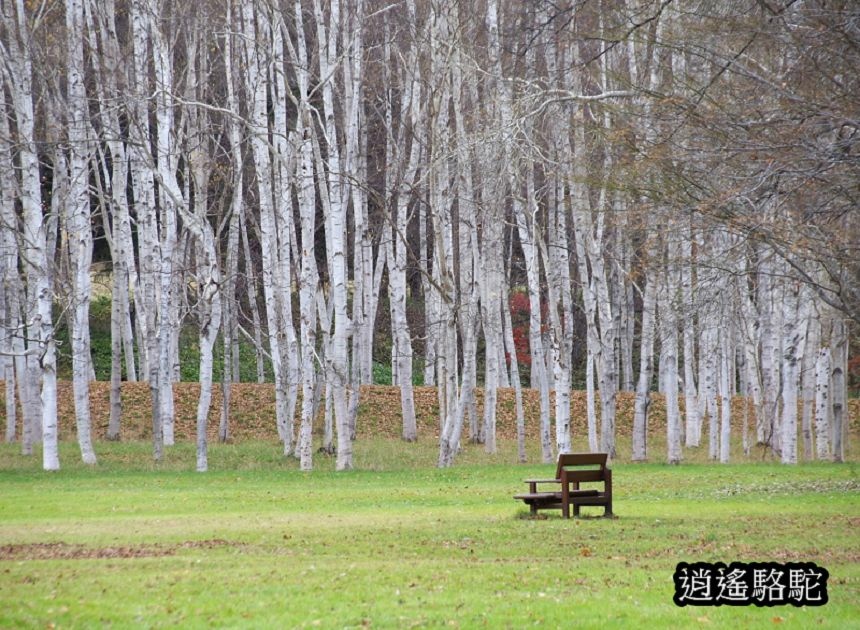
1,440,858,629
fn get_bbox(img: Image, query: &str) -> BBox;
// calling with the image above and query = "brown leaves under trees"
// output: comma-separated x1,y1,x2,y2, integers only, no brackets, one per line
2,381,857,444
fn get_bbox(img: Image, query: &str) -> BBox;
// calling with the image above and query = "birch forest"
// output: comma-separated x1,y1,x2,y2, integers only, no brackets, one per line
1,0,857,472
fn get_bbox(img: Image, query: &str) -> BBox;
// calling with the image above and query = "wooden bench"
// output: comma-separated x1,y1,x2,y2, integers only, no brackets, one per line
514,453,613,518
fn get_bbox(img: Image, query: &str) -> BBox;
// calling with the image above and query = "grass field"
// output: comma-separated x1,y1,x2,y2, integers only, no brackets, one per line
1,439,858,629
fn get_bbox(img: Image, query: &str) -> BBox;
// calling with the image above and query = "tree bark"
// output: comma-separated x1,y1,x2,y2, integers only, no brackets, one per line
65,0,97,465
3,0,59,469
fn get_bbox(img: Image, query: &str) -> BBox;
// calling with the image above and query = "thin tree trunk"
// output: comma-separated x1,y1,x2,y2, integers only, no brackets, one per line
271,9,300,455
389,32,420,441
65,0,97,465
501,277,527,463
219,2,242,443
480,175,505,453
718,327,733,463
128,0,162,460
780,282,807,464
758,253,780,451
184,29,223,472
830,318,847,463
800,308,819,460
241,0,287,446
149,0,180,447
659,258,682,465
814,346,831,460
681,224,700,446
239,211,266,384
0,95,19,444
4,0,59,469
515,171,552,463
632,234,658,462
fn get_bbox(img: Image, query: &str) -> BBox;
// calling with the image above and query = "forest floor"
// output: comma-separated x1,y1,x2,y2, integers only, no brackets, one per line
1,381,858,464
0,440,858,628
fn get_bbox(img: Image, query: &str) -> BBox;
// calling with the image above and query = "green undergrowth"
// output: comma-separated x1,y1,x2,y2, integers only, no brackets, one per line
1,440,858,629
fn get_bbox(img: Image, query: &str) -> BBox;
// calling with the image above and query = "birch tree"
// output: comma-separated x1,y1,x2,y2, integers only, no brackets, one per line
65,0,97,465
659,237,682,465
780,281,808,464
814,346,831,460
631,227,658,462
128,0,163,460
1,0,59,470
385,0,420,442
184,23,222,472
0,87,20,444
149,0,181,448
241,0,291,450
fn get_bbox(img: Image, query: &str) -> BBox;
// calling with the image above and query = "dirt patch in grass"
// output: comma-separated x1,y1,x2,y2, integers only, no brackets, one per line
0,539,237,561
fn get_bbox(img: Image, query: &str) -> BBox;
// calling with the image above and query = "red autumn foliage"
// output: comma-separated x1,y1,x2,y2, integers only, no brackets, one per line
508,289,552,367
509,290,531,366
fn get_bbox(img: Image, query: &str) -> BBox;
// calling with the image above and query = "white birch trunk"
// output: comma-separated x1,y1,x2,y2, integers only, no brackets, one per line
293,0,321,469
184,31,222,473
451,34,480,445
86,0,135,442
619,229,636,393
569,97,616,457
758,253,780,450
514,169,553,463
539,23,574,454
0,93,19,443
479,152,505,453
501,278,527,463
432,57,463,465
814,347,831,460
4,0,59,469
271,10,300,453
681,225,700,446
718,327,733,463
699,325,719,458
659,260,682,465
65,0,97,465
632,234,658,462
312,0,354,470
149,0,179,447
741,259,763,457
219,1,243,442
780,283,808,464
481,0,506,453
591,224,617,457
572,219,600,453
830,318,848,463
800,309,819,459
129,0,161,459
241,0,287,445
390,36,420,441
346,17,371,437
239,211,267,384
541,192,573,455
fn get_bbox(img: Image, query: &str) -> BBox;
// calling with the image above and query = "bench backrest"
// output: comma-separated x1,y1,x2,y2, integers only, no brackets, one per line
554,453,609,482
